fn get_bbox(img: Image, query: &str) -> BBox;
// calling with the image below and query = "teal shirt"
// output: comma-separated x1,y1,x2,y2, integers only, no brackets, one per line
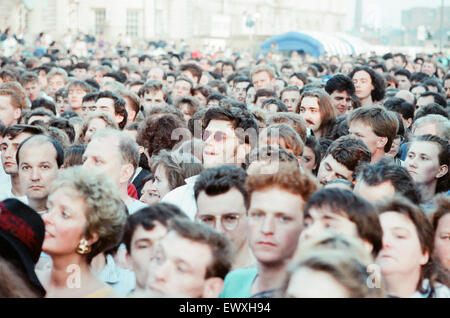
219,268,258,298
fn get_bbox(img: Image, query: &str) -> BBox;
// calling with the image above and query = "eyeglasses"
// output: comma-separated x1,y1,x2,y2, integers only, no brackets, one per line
198,213,242,231
202,130,228,143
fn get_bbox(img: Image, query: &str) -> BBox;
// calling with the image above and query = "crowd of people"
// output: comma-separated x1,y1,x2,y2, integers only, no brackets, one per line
0,28,449,298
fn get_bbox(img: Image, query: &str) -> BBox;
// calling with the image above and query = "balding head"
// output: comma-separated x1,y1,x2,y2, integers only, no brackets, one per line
395,90,415,105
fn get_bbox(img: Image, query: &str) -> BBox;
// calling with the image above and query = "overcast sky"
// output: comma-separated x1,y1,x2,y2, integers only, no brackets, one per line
343,0,446,30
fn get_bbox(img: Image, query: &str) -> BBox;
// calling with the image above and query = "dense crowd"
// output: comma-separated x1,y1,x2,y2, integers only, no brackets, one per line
0,28,449,298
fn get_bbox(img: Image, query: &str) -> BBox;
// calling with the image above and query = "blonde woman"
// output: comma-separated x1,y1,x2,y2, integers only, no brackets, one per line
37,166,127,298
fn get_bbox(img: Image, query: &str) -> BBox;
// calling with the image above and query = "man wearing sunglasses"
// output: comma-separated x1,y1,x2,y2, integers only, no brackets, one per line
194,165,255,270
162,106,258,220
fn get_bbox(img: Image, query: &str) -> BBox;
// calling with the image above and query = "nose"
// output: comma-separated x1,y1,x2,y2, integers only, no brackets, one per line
153,260,169,282
261,215,275,235
381,234,392,250
31,167,40,181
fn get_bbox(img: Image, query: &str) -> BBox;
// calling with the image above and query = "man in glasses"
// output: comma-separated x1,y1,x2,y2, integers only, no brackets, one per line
194,165,255,269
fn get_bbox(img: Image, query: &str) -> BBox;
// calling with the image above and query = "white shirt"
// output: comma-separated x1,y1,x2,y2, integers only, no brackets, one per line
126,197,148,215
161,175,199,220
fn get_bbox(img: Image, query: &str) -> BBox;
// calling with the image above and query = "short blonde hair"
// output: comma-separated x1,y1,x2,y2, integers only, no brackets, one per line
50,166,127,263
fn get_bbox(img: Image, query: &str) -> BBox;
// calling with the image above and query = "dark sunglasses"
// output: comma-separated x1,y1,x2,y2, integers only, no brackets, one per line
202,130,228,142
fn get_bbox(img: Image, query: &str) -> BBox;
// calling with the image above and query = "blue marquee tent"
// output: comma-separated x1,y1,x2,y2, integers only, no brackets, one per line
260,31,370,57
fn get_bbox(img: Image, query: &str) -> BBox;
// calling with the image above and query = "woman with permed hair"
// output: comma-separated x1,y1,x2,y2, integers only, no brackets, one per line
36,166,127,297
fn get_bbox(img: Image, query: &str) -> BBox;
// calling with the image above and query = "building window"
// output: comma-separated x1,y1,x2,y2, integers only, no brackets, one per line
95,8,106,35
126,10,139,37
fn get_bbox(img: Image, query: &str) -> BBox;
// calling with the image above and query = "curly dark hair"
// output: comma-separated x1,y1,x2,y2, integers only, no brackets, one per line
349,66,386,102
137,114,187,157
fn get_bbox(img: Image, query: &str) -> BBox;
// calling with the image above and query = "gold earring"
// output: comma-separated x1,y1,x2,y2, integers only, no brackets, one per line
76,238,91,255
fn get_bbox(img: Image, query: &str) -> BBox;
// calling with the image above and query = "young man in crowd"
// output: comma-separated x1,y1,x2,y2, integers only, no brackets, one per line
0,88,26,127
300,188,382,257
94,90,128,129
348,106,399,164
147,217,233,298
123,203,188,296
220,163,318,297
0,125,44,202
194,165,255,269
316,135,371,186
162,106,258,218
324,74,355,116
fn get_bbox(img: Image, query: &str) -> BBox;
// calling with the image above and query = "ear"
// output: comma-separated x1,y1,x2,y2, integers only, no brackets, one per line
14,108,22,121
115,114,124,125
436,165,448,179
120,163,135,184
377,136,388,150
419,250,429,266
86,232,99,246
202,277,224,298
406,118,413,129
361,239,374,255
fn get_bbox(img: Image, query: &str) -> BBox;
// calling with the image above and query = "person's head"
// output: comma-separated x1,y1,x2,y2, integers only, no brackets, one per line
301,135,321,173
375,196,446,297
80,111,119,144
324,74,355,116
405,134,449,194
202,106,258,169
243,145,298,175
348,106,399,159
67,80,92,111
43,166,127,264
301,188,382,256
296,89,337,138
179,63,203,85
138,80,167,115
259,124,304,160
261,98,288,114
289,72,308,90
62,144,86,169
1,124,44,176
349,66,386,103
137,113,187,160
117,89,140,124
416,92,447,114
46,67,68,97
147,67,166,82
94,90,127,129
123,203,188,290
72,62,89,80
148,217,233,298
317,135,371,186
444,73,450,99
174,96,200,123
16,135,64,207
415,103,449,122
250,65,276,91
383,97,415,130
194,165,248,252
266,112,307,142
354,158,421,204
246,163,318,266
280,86,301,113
82,129,139,189
148,150,187,201
81,92,99,119
412,114,450,140
393,53,407,69
422,59,437,77
0,89,25,126
430,194,450,271
284,247,382,298
171,76,193,100
19,72,40,102
394,69,412,91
